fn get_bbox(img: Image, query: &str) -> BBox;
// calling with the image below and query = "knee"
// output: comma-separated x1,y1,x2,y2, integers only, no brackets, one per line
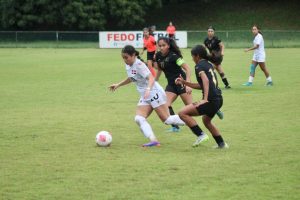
178,111,186,120
135,115,146,125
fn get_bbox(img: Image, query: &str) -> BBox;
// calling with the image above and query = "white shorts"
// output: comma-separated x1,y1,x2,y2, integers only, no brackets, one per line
252,52,266,62
137,89,167,109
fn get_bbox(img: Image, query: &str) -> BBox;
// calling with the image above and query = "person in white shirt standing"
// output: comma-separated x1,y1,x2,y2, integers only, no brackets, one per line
243,25,273,86
108,45,185,147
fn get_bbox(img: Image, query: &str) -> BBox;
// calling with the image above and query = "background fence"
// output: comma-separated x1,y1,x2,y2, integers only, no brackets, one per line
0,30,300,48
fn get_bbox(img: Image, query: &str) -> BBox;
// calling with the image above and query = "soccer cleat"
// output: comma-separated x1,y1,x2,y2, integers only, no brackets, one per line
142,141,161,147
242,82,253,86
165,127,180,133
225,85,231,89
266,81,273,86
213,142,229,149
192,134,209,147
216,110,224,120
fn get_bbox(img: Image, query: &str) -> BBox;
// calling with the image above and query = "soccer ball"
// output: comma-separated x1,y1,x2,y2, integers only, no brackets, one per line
95,131,112,147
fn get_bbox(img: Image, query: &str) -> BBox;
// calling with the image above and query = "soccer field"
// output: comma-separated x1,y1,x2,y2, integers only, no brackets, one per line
0,48,299,200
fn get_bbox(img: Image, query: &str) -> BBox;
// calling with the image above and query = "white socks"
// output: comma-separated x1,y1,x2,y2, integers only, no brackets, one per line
248,76,254,83
135,115,156,141
164,115,185,126
266,76,272,82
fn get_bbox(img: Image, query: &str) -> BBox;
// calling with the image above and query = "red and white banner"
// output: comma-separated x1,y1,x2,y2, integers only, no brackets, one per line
99,31,187,48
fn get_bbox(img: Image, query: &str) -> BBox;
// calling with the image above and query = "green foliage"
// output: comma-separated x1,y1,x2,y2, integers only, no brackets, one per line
0,0,161,30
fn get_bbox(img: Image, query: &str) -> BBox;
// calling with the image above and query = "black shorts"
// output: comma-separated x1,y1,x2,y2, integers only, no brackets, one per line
147,51,155,61
211,51,223,65
195,98,223,118
165,83,186,95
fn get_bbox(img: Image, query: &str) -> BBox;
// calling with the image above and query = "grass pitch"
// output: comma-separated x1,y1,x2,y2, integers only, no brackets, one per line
0,48,299,200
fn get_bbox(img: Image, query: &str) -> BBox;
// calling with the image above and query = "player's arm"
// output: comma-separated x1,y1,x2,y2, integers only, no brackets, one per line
155,66,162,81
199,71,209,102
108,77,131,92
144,73,155,99
219,42,225,56
140,47,146,55
245,44,259,52
179,62,193,94
175,75,201,89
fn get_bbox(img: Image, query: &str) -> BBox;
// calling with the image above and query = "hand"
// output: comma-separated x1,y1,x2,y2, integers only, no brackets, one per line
108,84,119,92
175,75,185,85
140,50,144,55
185,86,192,95
144,89,150,99
244,48,249,52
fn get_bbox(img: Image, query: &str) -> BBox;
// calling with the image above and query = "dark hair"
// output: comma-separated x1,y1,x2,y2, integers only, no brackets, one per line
207,25,215,31
191,45,212,61
122,45,145,62
157,37,182,58
253,24,263,35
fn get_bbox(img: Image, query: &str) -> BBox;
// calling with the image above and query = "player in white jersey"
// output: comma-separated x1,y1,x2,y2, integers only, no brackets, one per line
108,45,185,147
243,25,273,86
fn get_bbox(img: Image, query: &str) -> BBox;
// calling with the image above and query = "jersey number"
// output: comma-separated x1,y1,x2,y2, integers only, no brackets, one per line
209,69,217,87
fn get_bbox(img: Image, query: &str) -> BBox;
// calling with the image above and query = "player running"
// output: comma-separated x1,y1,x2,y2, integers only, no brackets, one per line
176,45,228,149
109,45,185,147
204,26,231,89
141,27,157,77
243,25,273,86
154,37,193,132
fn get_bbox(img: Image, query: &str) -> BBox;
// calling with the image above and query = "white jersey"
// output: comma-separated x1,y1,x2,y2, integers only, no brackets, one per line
252,33,266,62
126,58,164,99
253,33,265,55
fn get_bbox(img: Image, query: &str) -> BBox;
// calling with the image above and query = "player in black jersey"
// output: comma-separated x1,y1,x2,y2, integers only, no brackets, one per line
154,37,193,132
204,26,231,89
176,45,228,148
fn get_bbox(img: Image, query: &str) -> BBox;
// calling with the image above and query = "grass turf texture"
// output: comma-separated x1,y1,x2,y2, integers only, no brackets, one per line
0,48,299,200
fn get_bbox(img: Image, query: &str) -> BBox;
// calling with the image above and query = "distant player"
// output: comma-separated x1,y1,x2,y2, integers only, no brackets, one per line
243,25,273,86
176,45,228,148
108,45,185,147
141,27,157,77
204,26,231,89
154,37,193,132
166,21,176,39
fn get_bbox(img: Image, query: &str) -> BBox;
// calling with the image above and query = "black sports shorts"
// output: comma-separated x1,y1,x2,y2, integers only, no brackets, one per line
165,83,186,95
147,51,155,61
195,98,223,118
211,51,223,65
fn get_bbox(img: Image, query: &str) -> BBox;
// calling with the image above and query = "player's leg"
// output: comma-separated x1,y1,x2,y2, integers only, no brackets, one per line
243,60,258,86
216,64,231,89
135,104,160,147
258,62,273,86
166,90,180,132
154,103,185,126
178,103,209,147
202,115,228,149
147,52,156,77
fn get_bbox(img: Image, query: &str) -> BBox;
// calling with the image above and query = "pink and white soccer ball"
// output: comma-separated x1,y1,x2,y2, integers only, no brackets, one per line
95,131,112,147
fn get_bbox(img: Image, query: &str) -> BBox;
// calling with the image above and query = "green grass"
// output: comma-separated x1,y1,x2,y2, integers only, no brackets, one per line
0,48,299,200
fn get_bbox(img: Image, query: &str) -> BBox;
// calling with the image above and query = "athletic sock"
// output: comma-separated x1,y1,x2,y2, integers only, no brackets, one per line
213,135,225,147
135,115,156,141
168,106,179,129
190,125,204,137
222,77,229,86
164,115,185,126
248,76,254,83
266,76,272,82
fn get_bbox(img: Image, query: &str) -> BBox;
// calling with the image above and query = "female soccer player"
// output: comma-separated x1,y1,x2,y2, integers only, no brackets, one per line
243,25,273,86
166,21,176,39
204,26,231,89
141,27,157,77
108,45,185,147
154,37,193,132
175,45,228,148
